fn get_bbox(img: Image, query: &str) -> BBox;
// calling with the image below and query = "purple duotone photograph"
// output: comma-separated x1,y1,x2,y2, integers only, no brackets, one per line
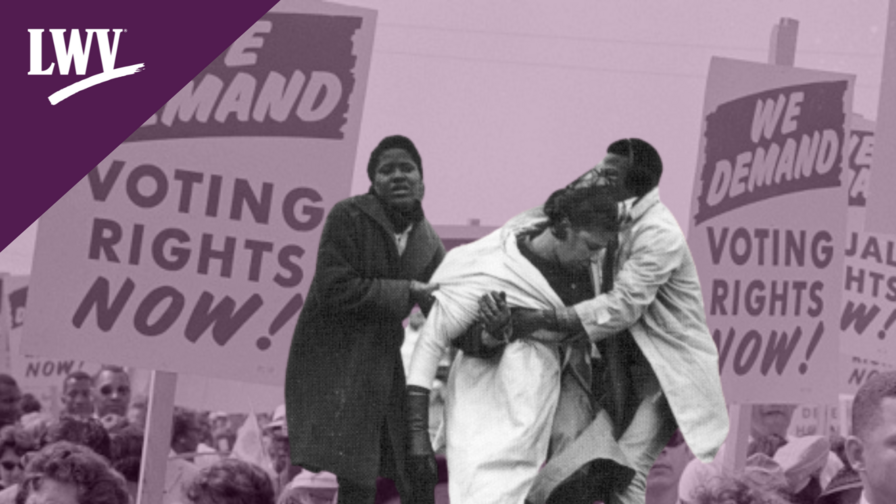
2,1,896,504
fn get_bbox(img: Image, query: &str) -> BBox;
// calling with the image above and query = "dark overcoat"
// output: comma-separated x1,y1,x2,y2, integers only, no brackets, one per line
285,193,445,487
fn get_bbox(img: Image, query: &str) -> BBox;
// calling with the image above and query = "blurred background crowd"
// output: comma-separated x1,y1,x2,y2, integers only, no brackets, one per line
0,317,878,504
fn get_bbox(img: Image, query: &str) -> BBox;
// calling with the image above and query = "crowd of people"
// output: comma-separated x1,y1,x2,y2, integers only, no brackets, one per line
4,134,895,504
0,365,340,504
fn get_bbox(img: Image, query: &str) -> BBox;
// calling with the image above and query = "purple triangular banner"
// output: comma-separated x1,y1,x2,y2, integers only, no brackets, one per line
3,0,279,252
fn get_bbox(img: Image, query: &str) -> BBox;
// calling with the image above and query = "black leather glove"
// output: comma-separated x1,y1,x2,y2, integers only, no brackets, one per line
407,385,437,503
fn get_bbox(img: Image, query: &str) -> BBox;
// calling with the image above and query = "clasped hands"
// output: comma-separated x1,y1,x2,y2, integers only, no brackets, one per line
476,291,549,348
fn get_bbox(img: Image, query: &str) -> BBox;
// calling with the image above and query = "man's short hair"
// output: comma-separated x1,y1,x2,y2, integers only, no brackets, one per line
171,407,200,445
607,138,663,197
44,416,112,461
63,371,93,391
185,459,275,504
0,374,19,389
851,370,896,440
93,365,129,383
17,441,129,504
0,425,38,457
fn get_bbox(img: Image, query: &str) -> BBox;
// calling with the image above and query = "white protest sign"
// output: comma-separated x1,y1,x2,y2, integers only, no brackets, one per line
840,116,896,364
24,0,377,386
0,274,10,374
0,275,101,416
688,57,854,404
840,353,893,396
864,0,896,235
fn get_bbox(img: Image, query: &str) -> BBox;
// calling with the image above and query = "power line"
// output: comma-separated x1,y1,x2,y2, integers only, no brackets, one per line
379,22,884,59
374,49,707,79
374,49,882,89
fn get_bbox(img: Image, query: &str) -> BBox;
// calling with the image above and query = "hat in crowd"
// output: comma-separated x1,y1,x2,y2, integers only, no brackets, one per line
742,453,789,490
366,135,422,182
291,469,338,490
815,465,863,504
210,411,228,421
772,435,830,493
264,404,287,435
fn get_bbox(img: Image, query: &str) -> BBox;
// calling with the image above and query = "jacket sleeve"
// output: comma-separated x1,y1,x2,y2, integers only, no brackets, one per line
574,220,685,341
311,202,411,321
418,238,447,316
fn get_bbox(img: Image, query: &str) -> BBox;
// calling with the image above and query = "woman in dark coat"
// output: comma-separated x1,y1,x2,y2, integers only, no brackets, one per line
285,135,445,504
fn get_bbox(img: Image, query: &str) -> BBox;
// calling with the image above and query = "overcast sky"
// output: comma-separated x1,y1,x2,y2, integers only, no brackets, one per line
1,0,889,275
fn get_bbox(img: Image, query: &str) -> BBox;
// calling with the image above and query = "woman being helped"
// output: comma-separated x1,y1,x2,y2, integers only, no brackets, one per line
406,184,627,504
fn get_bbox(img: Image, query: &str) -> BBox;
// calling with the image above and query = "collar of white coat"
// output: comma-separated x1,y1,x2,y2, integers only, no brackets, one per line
622,187,661,226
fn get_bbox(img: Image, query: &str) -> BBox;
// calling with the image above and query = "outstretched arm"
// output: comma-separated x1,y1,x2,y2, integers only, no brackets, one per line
313,202,438,320
573,223,684,341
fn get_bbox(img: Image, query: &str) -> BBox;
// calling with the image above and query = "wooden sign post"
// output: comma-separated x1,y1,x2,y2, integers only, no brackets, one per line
137,371,178,504
865,0,896,235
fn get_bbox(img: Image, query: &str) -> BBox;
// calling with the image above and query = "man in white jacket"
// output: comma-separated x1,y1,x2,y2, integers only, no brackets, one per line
479,138,729,504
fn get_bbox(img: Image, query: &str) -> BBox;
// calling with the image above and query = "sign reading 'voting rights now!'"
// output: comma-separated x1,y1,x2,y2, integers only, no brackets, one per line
23,1,377,387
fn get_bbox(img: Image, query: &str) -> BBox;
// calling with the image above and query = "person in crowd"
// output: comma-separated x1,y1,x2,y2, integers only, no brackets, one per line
125,394,147,432
109,425,143,503
264,404,337,504
165,409,201,504
0,415,113,504
844,370,896,504
17,397,38,418
172,408,202,463
192,413,220,471
61,372,94,419
43,416,112,462
407,183,631,503
15,397,46,437
185,458,275,504
210,412,235,454
0,376,22,431
263,406,292,481
92,367,131,434
0,427,37,491
257,412,273,432
678,405,843,504
13,441,129,504
285,135,445,504
816,465,862,504
645,430,693,504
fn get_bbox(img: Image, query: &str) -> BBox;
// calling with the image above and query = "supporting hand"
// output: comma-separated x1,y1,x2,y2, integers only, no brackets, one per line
410,281,440,308
477,291,510,342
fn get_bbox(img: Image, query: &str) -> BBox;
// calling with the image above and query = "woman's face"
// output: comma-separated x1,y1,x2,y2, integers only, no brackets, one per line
0,448,23,488
372,148,423,210
24,478,79,504
554,226,615,269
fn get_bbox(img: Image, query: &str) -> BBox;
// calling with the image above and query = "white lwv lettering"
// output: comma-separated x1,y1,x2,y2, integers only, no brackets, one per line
27,29,145,105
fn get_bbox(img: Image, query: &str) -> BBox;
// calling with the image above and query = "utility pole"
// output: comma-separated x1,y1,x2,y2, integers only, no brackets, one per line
768,17,799,66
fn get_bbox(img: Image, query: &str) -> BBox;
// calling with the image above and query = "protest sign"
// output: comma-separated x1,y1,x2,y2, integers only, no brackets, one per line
0,275,9,374
689,57,854,404
788,404,839,437
840,353,893,396
864,0,896,235
24,0,377,387
839,116,896,364
0,275,101,416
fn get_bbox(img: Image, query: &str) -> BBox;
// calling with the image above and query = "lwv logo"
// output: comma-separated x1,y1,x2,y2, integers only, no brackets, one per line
28,29,145,105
